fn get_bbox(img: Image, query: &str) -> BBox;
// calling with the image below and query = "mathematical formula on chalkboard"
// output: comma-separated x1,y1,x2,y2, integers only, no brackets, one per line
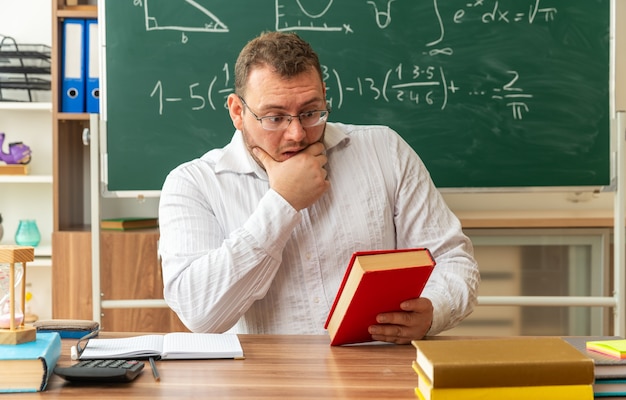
136,0,558,39
149,65,532,120
139,0,550,121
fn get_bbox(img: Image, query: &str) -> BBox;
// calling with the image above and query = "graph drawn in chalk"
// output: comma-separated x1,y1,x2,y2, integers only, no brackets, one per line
275,0,345,33
144,0,229,33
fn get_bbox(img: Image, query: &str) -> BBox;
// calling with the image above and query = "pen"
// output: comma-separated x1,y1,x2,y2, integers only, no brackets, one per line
149,357,160,382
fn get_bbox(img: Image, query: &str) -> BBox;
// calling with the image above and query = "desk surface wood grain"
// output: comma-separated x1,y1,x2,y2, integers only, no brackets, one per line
6,333,418,399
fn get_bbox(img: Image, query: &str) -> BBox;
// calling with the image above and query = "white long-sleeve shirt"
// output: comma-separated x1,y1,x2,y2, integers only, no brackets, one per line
158,122,479,335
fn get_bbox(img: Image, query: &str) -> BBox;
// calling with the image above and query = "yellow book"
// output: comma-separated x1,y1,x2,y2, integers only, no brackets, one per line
412,361,593,400
411,337,594,388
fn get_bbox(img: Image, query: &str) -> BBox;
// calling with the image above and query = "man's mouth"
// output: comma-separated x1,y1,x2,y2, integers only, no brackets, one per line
281,147,305,159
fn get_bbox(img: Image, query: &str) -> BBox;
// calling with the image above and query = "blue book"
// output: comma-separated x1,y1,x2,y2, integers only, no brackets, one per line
0,332,61,392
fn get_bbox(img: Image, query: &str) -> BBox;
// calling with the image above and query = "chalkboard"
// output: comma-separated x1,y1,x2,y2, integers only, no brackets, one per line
102,0,611,193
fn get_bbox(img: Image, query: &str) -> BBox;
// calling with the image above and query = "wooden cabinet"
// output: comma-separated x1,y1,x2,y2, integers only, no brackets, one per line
99,230,187,332
50,1,187,332
51,230,91,319
50,1,97,322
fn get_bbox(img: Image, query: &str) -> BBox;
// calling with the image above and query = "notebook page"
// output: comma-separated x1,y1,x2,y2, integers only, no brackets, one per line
80,335,164,359
161,333,244,360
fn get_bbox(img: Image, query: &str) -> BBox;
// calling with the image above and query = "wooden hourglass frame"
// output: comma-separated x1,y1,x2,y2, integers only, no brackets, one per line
0,245,36,344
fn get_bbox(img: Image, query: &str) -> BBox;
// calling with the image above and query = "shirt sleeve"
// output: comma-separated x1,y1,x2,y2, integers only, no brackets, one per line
158,161,301,333
385,129,480,335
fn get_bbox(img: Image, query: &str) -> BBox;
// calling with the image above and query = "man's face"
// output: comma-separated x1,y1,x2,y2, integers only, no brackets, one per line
228,66,327,165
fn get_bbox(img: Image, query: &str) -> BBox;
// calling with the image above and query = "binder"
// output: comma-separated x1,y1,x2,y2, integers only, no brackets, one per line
85,19,99,113
61,18,85,113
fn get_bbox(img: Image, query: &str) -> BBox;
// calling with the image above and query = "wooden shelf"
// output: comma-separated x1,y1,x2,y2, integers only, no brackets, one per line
56,5,97,19
458,211,615,229
56,112,91,121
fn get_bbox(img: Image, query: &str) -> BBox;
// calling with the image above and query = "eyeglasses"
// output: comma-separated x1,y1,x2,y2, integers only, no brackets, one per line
238,96,329,131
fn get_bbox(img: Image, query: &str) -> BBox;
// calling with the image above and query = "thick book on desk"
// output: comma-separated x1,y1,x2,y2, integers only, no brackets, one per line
0,332,61,392
100,217,158,230
325,248,435,346
79,332,244,360
412,361,593,400
412,337,594,388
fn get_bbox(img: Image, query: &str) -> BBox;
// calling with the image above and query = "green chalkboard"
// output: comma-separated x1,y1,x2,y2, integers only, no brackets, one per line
103,0,611,192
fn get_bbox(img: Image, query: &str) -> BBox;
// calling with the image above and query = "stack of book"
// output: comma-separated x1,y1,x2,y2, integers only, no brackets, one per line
564,336,626,398
411,337,595,400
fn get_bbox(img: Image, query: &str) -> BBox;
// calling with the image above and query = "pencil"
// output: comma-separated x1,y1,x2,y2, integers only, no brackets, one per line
149,357,160,382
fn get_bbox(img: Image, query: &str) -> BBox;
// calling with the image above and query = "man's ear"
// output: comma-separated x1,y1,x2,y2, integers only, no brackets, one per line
227,94,244,131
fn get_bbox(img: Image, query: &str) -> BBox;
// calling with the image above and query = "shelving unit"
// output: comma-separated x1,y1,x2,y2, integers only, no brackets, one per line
50,1,186,332
0,103,54,321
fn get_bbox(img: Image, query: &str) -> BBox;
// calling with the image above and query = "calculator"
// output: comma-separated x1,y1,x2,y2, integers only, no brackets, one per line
54,359,145,383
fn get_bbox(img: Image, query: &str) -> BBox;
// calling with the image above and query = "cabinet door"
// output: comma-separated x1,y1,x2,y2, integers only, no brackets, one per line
52,231,92,319
101,309,188,332
99,230,188,332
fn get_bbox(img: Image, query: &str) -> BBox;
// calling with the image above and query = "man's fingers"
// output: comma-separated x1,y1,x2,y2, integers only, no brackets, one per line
252,146,273,170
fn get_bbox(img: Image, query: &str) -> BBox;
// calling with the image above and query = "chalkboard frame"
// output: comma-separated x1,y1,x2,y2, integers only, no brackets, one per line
99,0,615,197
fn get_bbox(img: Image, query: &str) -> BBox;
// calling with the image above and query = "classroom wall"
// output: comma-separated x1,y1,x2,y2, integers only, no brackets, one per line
5,2,626,219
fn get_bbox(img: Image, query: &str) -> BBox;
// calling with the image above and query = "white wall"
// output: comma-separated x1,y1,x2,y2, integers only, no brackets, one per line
0,0,51,44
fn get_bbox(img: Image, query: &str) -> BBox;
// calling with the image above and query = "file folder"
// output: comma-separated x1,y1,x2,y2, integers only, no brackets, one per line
85,19,99,113
61,18,85,113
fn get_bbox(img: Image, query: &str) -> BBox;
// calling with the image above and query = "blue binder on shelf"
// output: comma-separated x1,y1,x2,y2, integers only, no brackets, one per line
61,18,85,113
85,19,99,113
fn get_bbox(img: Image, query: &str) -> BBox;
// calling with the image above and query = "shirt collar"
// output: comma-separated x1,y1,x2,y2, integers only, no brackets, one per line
214,122,350,178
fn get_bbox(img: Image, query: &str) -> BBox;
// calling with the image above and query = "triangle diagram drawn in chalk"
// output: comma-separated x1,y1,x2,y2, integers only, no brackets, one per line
145,0,229,33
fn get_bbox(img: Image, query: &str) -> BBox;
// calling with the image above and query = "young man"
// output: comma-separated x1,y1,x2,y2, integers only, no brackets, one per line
158,31,479,344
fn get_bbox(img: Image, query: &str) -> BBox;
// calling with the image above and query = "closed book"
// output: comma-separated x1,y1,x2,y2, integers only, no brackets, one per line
33,319,100,339
100,217,158,230
593,378,626,397
0,164,29,175
412,361,593,400
0,332,61,392
324,248,435,346
563,336,626,379
412,337,594,388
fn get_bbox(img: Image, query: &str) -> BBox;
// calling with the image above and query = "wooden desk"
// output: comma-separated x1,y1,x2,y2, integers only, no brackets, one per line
8,333,418,399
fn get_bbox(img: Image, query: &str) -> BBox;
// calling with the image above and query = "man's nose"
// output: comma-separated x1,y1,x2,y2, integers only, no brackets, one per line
282,117,307,141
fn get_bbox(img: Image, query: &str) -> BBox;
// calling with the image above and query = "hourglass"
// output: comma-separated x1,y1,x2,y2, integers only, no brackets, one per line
0,245,36,344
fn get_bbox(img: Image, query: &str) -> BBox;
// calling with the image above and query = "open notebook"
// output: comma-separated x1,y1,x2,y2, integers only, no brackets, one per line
79,333,244,360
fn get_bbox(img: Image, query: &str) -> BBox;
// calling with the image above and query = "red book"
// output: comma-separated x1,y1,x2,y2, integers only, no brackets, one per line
324,248,435,346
